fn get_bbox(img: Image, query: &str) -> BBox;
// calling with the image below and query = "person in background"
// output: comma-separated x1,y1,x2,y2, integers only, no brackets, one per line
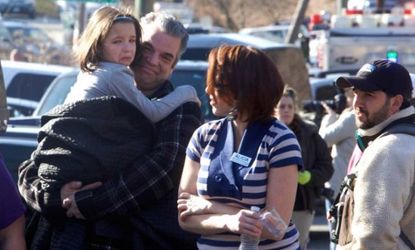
318,87,356,250
275,87,333,250
64,6,199,122
178,45,302,249
9,48,28,62
319,87,356,197
333,59,415,248
0,154,26,250
19,11,202,249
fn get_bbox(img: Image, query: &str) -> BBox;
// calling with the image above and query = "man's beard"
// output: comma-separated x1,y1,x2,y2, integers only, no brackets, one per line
356,99,391,129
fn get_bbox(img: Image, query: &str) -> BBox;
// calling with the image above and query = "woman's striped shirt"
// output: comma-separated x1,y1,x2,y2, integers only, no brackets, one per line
186,118,303,249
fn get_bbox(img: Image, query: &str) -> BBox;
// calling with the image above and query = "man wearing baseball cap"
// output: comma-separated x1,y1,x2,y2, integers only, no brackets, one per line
332,59,415,248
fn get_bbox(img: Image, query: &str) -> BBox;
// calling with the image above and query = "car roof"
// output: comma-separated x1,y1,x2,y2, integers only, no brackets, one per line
1,20,27,27
1,60,74,87
175,60,208,69
239,25,291,34
186,33,297,49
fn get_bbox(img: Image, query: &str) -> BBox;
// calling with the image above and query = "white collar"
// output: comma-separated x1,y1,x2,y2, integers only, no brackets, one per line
357,106,415,137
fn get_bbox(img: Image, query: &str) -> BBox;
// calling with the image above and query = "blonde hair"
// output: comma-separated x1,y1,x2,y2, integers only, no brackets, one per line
74,6,142,72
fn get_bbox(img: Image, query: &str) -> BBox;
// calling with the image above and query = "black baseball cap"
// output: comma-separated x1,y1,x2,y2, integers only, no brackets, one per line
336,59,413,100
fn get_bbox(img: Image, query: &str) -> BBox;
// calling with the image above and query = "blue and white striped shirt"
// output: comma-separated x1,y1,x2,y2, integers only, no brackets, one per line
186,118,303,249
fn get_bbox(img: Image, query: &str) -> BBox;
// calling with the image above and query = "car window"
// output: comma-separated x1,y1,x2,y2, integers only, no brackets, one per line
0,25,11,41
35,67,214,120
170,68,214,120
6,73,56,101
6,26,51,44
181,48,212,61
35,74,76,115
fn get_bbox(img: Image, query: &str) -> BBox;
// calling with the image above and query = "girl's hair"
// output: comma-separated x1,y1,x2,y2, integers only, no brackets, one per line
74,6,142,72
206,45,285,123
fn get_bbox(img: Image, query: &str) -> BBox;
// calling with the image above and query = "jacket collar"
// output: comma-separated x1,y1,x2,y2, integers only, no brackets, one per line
147,80,174,100
356,106,415,151
358,106,415,137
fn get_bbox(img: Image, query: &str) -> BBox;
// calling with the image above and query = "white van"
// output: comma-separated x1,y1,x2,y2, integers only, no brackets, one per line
1,60,73,116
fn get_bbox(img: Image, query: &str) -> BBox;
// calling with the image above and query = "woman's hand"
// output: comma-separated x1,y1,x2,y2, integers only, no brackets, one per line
226,209,263,237
177,192,212,220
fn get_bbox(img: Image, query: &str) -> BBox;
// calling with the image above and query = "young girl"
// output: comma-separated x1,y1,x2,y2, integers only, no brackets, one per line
65,6,199,122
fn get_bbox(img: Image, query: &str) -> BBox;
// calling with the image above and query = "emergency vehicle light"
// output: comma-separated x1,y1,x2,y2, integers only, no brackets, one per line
386,50,399,63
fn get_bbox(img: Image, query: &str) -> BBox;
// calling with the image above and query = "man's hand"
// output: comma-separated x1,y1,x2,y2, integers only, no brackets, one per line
321,101,336,116
63,194,85,219
60,181,82,202
60,181,102,219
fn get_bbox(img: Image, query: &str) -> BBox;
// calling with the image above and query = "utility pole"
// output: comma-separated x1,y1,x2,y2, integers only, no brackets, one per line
78,2,86,35
285,0,309,44
135,0,155,17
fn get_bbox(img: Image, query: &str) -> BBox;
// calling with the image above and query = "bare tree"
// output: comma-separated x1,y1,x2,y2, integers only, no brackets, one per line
187,0,336,30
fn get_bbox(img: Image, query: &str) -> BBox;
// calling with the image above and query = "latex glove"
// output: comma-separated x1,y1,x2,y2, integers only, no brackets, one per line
298,170,311,185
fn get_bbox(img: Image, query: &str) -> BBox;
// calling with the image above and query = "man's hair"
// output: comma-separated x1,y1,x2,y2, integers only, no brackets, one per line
206,45,285,123
140,12,188,62
74,6,142,72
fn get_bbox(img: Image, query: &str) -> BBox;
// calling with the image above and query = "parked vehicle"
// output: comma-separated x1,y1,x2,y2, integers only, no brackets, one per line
181,32,311,103
1,20,72,64
310,0,415,72
2,60,73,117
0,20,14,60
0,0,36,19
0,60,211,178
0,64,365,181
0,60,7,132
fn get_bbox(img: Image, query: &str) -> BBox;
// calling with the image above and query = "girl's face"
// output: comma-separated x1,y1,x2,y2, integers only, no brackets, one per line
101,22,136,66
275,96,295,125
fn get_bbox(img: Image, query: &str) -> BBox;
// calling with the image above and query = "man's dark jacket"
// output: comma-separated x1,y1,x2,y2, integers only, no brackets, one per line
20,82,202,250
20,96,155,215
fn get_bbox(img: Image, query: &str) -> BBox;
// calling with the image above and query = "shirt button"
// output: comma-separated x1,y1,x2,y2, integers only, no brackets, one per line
214,175,222,182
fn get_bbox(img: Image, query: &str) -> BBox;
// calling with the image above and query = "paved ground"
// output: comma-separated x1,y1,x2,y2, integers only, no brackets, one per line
309,215,331,250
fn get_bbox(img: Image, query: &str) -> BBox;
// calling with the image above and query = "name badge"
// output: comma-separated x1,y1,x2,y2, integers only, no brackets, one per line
230,152,251,167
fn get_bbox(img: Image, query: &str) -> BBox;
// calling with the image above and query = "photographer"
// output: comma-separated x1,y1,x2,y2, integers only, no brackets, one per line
276,87,333,250
303,87,348,127
318,87,356,250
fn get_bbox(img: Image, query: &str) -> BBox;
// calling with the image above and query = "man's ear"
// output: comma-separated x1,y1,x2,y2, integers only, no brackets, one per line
391,94,404,112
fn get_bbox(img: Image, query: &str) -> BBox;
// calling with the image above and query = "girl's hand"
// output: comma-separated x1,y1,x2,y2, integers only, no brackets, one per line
226,209,263,237
177,192,211,220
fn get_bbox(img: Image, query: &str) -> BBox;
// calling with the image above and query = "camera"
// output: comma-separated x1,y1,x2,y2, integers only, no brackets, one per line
303,92,347,115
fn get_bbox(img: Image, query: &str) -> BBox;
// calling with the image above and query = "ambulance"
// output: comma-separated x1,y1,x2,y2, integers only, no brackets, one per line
311,0,415,73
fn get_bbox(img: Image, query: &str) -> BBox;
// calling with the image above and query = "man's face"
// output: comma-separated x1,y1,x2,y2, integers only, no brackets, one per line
352,88,399,129
133,26,181,95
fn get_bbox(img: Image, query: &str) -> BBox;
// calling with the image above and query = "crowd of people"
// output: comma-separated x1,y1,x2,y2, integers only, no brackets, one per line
1,5,415,250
